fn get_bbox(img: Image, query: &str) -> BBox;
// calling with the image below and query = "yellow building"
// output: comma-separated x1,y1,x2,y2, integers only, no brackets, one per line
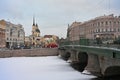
0,20,6,48
30,17,41,47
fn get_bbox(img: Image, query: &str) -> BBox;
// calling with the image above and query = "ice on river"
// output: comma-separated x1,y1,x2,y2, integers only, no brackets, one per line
0,56,96,80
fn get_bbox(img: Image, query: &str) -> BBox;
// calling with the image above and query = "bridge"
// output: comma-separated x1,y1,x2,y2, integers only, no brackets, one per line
58,45,120,77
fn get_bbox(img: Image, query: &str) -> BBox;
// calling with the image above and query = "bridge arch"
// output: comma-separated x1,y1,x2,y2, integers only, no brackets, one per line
64,51,71,61
77,52,88,72
104,66,120,76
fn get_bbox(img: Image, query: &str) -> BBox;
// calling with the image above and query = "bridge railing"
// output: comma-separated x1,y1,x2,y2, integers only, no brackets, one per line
59,38,120,49
59,44,120,59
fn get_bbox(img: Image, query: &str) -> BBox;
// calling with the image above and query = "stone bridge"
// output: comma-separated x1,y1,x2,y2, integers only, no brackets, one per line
58,45,120,77
0,48,58,58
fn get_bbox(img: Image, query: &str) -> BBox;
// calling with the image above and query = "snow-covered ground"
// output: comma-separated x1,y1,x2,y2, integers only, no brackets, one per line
0,56,96,80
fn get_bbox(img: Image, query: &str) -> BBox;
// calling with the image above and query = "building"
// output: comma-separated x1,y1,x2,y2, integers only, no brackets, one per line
24,36,32,47
68,14,120,43
30,17,41,47
40,35,58,48
0,20,25,48
67,22,81,41
0,20,6,48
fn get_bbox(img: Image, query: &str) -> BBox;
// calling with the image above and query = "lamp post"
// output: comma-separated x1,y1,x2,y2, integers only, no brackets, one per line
96,35,101,45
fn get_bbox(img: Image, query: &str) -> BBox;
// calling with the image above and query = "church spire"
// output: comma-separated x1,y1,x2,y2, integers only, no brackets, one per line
33,16,35,26
36,23,38,27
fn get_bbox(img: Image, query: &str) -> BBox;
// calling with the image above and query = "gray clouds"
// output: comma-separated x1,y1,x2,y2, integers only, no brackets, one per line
0,0,120,38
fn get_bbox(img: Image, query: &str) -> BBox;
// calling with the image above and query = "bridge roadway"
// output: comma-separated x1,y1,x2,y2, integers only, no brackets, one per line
58,45,120,77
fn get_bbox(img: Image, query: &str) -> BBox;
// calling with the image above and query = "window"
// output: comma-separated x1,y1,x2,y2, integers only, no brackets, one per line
106,29,107,32
118,21,119,24
109,21,111,25
114,28,116,32
108,28,110,32
118,28,120,32
106,21,108,25
33,37,35,40
101,22,103,25
111,28,114,32
102,29,104,32
104,29,106,32
98,22,100,26
110,28,112,32
96,29,98,32
98,29,100,32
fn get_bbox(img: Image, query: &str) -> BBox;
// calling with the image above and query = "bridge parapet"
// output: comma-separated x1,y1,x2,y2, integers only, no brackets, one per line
99,56,120,76
61,45,120,59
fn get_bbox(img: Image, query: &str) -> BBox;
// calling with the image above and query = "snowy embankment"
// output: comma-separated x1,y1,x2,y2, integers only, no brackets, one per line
0,56,96,80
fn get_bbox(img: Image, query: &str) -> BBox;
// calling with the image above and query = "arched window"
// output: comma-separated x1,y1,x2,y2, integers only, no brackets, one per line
106,21,108,25
33,37,35,40
101,22,103,25
109,21,112,25
106,29,107,32
114,28,116,32
118,28,120,32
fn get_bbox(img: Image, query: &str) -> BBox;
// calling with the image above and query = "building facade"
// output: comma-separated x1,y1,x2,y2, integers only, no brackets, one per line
68,14,120,43
24,36,32,47
40,35,59,48
0,20,6,48
0,20,25,48
67,22,81,41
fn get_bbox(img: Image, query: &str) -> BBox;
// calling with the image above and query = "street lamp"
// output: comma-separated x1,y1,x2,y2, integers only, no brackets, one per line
96,35,102,45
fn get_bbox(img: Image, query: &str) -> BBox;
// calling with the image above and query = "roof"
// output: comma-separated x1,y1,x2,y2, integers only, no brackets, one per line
36,29,40,33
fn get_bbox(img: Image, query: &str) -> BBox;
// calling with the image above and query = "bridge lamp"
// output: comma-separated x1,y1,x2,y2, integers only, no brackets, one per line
96,35,101,44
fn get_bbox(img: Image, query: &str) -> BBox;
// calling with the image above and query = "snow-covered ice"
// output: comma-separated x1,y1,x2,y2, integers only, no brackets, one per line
0,56,96,80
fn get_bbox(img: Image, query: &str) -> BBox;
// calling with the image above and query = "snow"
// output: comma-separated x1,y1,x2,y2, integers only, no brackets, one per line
0,56,96,80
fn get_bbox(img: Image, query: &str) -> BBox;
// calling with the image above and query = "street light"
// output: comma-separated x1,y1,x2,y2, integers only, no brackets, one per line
96,35,102,45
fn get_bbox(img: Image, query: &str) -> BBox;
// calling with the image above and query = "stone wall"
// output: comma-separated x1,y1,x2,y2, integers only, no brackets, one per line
85,53,101,76
98,56,120,76
0,48,58,58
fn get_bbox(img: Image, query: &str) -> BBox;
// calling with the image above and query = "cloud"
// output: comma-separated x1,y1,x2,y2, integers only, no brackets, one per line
0,0,25,21
0,0,120,38
41,25,67,38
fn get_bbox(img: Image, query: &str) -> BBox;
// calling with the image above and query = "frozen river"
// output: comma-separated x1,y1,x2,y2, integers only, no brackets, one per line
0,56,97,80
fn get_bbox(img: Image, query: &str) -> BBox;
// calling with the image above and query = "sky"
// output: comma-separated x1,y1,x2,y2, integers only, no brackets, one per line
0,56,96,80
0,0,120,38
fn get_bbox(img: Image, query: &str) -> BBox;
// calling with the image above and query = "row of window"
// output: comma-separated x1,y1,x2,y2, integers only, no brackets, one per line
88,21,120,27
6,29,24,34
6,38,24,41
96,28,120,33
0,32,5,35
6,33,24,37
88,28,120,34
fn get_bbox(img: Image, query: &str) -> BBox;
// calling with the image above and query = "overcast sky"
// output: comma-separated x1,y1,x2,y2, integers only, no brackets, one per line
0,0,120,38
